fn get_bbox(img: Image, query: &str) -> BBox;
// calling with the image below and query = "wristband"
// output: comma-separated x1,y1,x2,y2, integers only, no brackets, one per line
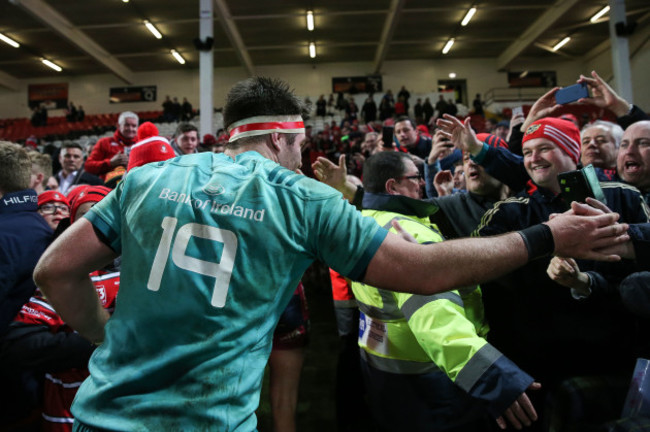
518,224,554,260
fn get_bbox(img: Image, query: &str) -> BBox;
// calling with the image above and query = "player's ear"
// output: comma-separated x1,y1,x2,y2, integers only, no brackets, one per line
269,133,283,152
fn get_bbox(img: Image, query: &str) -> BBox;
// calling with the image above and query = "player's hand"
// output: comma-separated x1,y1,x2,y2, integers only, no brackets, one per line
545,212,629,262
312,155,347,190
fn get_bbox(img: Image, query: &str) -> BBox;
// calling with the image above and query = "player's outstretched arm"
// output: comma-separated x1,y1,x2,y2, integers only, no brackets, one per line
34,219,116,344
364,212,628,296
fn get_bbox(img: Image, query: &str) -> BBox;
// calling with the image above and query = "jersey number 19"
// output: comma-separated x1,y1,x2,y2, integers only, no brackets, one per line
147,216,238,307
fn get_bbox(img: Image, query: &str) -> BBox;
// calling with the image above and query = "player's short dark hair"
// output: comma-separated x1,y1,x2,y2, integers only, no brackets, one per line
223,77,309,147
174,122,198,138
362,152,410,194
394,116,416,129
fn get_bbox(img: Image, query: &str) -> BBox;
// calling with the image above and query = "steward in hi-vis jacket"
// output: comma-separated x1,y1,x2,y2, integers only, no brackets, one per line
352,190,534,432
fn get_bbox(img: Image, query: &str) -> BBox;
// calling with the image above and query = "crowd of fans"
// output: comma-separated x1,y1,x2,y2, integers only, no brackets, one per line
1,69,649,431
161,95,194,122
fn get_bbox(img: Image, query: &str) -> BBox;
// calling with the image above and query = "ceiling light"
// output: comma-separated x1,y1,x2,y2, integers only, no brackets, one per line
144,20,162,39
306,11,314,31
449,72,457,78
519,70,529,78
461,7,477,26
590,6,610,23
552,36,571,51
309,42,316,58
122,0,129,2
442,38,455,54
41,59,62,72
0,32,20,48
171,49,186,65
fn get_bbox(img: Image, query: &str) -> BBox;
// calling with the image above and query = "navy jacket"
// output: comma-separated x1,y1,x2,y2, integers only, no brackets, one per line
630,224,650,271
401,135,432,160
0,190,52,334
474,183,649,385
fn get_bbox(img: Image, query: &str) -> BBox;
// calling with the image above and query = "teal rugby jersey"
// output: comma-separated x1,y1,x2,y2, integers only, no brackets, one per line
73,151,386,431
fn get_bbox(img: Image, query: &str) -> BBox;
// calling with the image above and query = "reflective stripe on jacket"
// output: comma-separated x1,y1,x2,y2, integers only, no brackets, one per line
351,201,533,417
352,208,490,386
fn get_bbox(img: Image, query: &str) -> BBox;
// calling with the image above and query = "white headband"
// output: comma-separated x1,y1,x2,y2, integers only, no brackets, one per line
228,115,305,142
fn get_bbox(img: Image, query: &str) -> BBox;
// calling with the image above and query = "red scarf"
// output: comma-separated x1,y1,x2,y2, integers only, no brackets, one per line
114,129,135,147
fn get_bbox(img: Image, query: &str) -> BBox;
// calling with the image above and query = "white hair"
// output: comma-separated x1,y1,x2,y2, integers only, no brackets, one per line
581,120,623,148
118,111,139,126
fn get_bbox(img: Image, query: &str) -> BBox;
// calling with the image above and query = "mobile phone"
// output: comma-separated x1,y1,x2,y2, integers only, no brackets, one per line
555,83,589,105
382,126,394,148
557,164,606,204
512,106,523,117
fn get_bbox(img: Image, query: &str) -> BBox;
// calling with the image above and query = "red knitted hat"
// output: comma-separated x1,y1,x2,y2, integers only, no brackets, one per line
38,190,70,207
137,121,159,141
127,135,175,172
66,185,88,206
70,185,111,223
522,117,581,164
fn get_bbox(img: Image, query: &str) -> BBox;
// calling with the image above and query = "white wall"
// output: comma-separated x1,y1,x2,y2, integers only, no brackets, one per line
0,48,647,120
0,58,518,119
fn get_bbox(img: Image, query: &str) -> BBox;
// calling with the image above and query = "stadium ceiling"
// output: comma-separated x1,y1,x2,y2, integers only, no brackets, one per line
0,0,648,90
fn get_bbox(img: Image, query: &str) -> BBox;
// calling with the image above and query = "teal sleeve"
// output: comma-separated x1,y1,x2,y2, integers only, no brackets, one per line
309,196,387,281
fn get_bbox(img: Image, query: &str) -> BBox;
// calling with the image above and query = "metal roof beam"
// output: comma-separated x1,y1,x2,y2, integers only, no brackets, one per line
213,0,255,76
497,0,580,70
533,42,577,58
373,0,405,74
9,0,135,84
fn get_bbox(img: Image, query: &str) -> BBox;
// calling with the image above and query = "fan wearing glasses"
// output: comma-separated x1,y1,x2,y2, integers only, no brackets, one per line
37,191,70,231
384,160,425,199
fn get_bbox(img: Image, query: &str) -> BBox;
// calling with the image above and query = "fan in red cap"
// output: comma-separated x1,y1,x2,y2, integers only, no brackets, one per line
126,122,176,172
37,190,70,230
522,117,581,164
70,185,112,223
